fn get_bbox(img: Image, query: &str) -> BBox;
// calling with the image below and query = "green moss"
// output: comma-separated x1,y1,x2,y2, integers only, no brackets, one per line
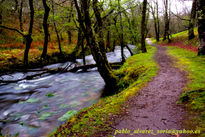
49,45,158,136
39,112,55,120
167,46,205,136
152,28,198,47
58,110,78,122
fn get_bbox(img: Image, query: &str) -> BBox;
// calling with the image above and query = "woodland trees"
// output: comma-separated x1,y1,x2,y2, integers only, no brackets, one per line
1,0,203,92
150,0,160,41
0,0,34,66
74,0,118,93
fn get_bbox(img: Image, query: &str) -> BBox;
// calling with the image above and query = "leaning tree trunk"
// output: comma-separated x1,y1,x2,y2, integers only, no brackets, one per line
23,0,34,66
141,0,147,53
74,0,118,94
41,0,50,59
188,0,197,40
198,0,205,55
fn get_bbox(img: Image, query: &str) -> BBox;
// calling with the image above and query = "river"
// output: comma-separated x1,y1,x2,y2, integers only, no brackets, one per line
0,46,135,137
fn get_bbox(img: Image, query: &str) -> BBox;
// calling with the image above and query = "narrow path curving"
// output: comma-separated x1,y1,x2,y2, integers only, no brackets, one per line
112,40,188,137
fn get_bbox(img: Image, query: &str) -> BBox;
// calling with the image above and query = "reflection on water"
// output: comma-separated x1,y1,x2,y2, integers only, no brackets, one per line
0,46,135,137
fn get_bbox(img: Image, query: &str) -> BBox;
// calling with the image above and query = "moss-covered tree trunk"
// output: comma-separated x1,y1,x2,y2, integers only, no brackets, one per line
41,0,50,59
141,0,147,53
198,0,205,55
74,0,118,94
188,0,196,40
106,23,111,52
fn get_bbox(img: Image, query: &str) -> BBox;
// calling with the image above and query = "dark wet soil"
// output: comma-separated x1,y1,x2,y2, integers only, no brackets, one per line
112,41,189,137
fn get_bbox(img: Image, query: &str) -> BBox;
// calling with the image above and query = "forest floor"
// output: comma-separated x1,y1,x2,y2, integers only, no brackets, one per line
111,40,201,137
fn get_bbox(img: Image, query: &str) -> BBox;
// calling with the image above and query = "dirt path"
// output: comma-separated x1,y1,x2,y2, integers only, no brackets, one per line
112,40,188,137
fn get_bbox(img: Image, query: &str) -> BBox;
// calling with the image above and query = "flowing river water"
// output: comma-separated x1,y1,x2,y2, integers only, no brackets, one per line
0,46,135,137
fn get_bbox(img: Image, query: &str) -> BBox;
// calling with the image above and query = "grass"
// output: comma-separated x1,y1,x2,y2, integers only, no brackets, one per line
167,47,205,137
49,45,158,136
152,28,198,50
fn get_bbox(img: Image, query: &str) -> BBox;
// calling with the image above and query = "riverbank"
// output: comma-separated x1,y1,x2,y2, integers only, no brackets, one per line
50,45,158,136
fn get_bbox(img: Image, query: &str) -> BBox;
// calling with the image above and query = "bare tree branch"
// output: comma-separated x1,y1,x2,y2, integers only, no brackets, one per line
0,25,24,36
171,11,190,21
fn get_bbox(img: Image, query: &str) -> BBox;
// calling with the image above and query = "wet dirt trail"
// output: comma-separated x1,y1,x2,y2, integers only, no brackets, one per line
112,40,188,137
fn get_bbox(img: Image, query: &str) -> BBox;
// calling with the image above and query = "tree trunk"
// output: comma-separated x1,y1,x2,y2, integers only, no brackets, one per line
198,0,205,55
118,0,125,63
141,0,147,53
18,0,23,32
41,0,50,59
54,23,62,54
188,0,196,40
0,11,2,33
73,28,84,57
60,33,63,40
81,43,86,71
163,0,171,43
92,0,107,58
112,39,116,52
67,0,73,45
67,31,72,44
23,0,34,66
24,35,32,66
74,0,118,94
106,19,111,52
156,1,160,41
150,1,160,42
0,0,5,34
51,0,62,54
18,0,25,43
